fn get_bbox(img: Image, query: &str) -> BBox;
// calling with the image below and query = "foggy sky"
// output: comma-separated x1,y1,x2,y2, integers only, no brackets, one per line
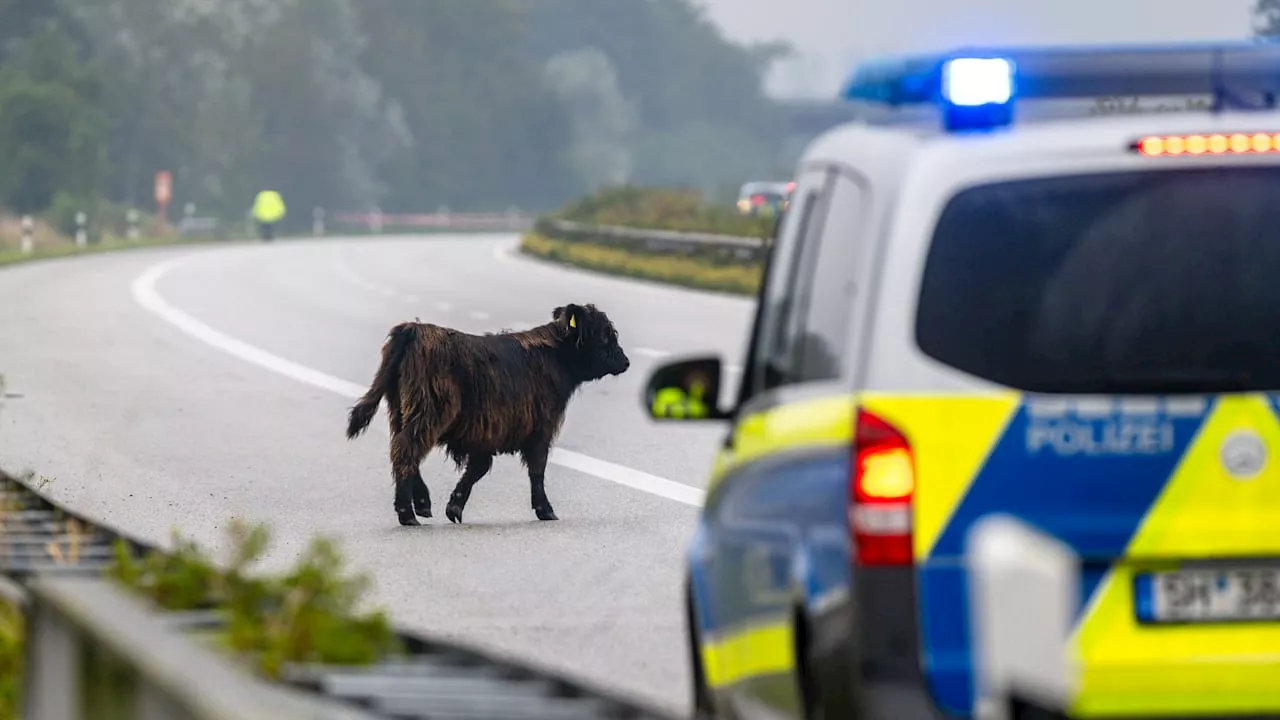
695,0,1257,98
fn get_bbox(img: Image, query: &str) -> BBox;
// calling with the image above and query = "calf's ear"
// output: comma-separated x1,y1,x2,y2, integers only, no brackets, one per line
556,303,585,346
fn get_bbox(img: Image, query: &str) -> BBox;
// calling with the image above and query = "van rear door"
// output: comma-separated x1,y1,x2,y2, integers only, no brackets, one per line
895,164,1280,717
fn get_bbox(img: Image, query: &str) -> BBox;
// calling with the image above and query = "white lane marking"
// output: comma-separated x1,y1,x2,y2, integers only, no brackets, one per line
131,256,704,508
634,347,670,359
333,248,424,306
468,310,491,321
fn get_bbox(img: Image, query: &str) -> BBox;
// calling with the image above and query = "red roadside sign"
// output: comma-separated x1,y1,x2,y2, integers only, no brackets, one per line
155,171,172,206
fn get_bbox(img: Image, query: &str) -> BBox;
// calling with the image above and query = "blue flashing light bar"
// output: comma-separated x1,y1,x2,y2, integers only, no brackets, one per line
841,39,1280,132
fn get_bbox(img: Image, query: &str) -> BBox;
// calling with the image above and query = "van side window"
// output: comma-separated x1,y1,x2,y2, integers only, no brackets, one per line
743,168,834,399
794,171,869,381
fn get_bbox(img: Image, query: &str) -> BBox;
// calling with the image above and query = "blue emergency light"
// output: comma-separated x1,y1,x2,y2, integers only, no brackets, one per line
841,39,1280,133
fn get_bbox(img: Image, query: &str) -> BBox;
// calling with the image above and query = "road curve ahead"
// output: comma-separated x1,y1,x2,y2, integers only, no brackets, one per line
0,234,756,715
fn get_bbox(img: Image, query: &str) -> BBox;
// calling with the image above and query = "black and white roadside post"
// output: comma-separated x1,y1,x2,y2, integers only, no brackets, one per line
967,514,1079,720
20,215,33,254
75,211,87,247
313,206,326,237
370,206,383,234
127,209,140,240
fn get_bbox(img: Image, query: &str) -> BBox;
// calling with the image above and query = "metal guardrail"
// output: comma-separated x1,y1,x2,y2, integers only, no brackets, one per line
537,219,768,263
0,471,677,720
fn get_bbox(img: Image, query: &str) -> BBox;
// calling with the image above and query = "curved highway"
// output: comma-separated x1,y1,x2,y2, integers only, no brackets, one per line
0,234,755,714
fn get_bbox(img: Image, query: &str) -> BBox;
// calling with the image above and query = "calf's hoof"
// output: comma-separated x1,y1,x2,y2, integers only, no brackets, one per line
445,503,464,524
414,501,433,519
397,509,422,526
534,505,559,521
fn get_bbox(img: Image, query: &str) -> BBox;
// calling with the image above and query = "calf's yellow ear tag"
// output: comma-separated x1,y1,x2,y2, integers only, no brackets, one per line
569,314,577,328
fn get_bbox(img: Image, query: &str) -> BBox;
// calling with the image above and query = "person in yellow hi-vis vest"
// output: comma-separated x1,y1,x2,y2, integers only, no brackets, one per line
649,374,710,419
252,189,287,241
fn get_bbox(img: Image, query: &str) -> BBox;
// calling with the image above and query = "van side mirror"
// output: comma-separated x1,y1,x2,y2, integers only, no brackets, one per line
643,356,732,422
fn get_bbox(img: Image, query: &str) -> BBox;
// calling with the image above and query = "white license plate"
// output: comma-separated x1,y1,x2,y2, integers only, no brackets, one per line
1136,567,1280,623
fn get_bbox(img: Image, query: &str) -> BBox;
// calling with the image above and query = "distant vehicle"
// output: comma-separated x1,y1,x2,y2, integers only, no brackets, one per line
736,181,790,217
645,40,1280,720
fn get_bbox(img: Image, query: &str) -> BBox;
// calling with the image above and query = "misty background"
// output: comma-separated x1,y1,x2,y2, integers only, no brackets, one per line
0,0,1269,240
705,0,1257,98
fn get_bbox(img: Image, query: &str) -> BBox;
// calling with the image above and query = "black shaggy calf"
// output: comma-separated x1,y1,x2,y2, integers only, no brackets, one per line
346,303,630,526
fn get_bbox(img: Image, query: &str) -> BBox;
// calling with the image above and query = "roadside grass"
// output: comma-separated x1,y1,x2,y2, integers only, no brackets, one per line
0,234,215,268
519,232,762,297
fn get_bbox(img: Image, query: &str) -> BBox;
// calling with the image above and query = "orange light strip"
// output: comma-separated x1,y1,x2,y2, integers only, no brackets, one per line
1137,133,1280,156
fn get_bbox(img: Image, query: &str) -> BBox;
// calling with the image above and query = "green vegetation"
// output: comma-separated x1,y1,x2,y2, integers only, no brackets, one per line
550,184,777,236
522,233,761,296
105,519,401,680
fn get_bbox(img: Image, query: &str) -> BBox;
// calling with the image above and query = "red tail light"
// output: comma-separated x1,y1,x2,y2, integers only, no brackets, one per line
851,409,915,566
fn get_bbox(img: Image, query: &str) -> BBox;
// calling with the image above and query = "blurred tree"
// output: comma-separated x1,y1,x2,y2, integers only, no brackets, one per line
520,0,792,195
236,0,411,227
355,0,581,212
0,22,106,214
544,47,638,189
1,0,784,221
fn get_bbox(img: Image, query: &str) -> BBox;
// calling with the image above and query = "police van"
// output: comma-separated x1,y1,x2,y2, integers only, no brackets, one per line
644,41,1280,720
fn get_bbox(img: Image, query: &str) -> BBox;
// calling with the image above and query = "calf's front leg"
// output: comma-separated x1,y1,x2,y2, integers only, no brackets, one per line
522,442,558,521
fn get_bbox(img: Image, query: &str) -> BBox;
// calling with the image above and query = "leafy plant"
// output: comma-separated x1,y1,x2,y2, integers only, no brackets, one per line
106,519,401,680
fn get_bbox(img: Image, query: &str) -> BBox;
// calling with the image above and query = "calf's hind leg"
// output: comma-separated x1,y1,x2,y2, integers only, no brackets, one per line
411,472,432,519
445,453,494,524
390,429,433,526
388,395,432,519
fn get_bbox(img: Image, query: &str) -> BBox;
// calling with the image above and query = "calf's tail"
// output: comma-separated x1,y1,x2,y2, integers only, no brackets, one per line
346,322,420,439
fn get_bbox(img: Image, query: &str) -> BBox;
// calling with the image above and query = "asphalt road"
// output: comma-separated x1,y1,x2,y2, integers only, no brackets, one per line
0,234,756,715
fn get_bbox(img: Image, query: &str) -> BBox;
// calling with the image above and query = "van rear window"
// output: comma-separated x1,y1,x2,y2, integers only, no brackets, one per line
915,166,1280,394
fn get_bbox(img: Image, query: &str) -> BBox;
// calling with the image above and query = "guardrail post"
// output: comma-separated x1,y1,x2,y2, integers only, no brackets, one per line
20,215,34,254
369,206,383,234
22,586,81,720
313,206,326,237
74,212,87,247
436,205,450,229
966,514,1079,720
126,209,140,241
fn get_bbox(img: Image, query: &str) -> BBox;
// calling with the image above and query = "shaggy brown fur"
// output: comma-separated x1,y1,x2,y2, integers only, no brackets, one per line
346,303,630,526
